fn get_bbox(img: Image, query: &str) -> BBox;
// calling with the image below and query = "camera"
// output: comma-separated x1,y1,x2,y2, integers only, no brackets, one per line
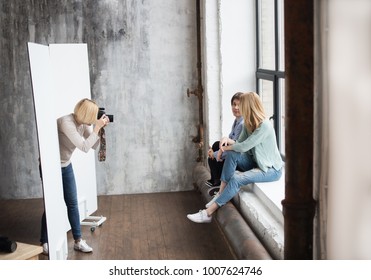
97,107,114,123
0,236,17,253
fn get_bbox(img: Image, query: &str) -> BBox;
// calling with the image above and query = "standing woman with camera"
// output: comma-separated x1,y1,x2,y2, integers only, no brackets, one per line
40,98,110,255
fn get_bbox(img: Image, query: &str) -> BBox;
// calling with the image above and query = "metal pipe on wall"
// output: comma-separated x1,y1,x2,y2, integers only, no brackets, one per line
187,0,204,163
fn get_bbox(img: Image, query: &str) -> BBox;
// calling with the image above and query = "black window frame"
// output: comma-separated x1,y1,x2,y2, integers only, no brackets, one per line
255,0,285,157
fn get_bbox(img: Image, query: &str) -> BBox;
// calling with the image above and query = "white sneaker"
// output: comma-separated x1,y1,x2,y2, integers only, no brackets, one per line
187,210,212,223
205,192,220,208
74,239,93,253
42,243,49,255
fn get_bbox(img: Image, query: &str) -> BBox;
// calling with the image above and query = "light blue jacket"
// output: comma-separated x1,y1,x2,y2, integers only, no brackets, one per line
232,119,283,172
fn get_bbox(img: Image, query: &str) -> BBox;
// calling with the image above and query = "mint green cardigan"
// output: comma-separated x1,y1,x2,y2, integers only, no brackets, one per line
232,119,283,172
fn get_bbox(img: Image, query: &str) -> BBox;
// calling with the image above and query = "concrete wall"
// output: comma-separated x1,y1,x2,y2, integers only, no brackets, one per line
0,0,198,199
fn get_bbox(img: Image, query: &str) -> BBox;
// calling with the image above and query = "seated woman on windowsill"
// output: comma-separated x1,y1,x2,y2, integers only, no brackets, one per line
187,92,283,223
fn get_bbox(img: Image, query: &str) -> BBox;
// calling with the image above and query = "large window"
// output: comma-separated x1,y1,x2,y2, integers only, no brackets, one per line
256,0,285,156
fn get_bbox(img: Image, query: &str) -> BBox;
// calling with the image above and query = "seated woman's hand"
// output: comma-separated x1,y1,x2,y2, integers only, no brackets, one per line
219,137,229,148
208,146,214,159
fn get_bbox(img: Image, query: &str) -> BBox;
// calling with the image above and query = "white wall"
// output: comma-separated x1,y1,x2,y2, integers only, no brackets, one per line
202,0,222,148
219,0,256,136
203,0,256,147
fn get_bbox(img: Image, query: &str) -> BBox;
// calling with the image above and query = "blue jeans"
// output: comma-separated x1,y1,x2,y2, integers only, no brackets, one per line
216,151,282,207
40,163,82,243
62,163,82,241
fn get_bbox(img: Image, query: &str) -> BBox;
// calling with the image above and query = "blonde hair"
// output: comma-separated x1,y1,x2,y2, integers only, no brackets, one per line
240,92,266,132
73,98,99,125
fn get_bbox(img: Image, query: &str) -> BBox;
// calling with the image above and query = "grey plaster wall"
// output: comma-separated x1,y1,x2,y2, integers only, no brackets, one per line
0,0,199,199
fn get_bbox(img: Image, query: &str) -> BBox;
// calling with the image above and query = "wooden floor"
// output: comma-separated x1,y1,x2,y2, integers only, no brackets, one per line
0,191,235,260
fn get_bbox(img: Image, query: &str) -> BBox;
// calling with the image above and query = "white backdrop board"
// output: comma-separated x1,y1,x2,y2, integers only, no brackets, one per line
28,43,68,260
49,44,98,225
28,42,99,260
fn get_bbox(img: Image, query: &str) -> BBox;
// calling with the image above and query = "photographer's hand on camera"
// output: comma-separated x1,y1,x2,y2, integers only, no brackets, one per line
94,114,110,134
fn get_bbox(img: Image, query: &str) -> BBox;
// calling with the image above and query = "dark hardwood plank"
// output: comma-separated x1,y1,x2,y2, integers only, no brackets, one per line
0,191,235,260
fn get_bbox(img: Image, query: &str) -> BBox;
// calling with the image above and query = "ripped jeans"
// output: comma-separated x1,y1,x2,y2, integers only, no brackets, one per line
216,151,282,207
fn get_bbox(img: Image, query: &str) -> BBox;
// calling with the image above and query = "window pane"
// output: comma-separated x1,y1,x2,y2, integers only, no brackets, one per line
259,79,274,123
279,78,285,154
258,0,275,70
278,0,285,71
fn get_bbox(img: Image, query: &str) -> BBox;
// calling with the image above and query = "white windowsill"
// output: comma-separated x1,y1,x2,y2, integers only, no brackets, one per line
253,168,285,224
236,168,285,259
